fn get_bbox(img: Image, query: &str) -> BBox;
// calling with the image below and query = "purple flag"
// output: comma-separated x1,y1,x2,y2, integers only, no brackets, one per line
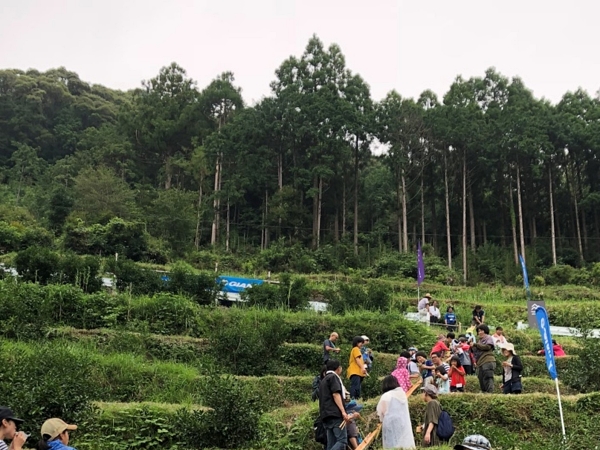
417,240,425,286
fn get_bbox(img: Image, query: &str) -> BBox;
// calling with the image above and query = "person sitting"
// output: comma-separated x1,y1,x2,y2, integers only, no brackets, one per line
416,351,435,386
454,434,492,450
472,305,485,326
430,334,451,359
401,351,421,382
429,301,442,324
36,418,78,450
434,366,450,394
537,340,566,357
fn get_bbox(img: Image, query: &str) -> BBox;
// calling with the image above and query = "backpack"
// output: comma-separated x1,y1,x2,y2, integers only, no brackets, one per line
313,417,327,445
436,410,455,441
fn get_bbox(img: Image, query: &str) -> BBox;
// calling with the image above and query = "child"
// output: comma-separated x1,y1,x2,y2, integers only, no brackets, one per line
416,351,435,386
434,366,450,394
457,337,474,375
448,355,466,393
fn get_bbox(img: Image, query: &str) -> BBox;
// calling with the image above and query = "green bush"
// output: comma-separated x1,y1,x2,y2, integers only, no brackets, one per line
544,264,577,285
0,340,96,440
242,273,310,310
14,246,60,284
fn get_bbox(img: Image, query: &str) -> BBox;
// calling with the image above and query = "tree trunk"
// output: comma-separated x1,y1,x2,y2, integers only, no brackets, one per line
568,165,584,264
468,182,476,252
226,197,231,252
509,178,519,265
312,175,319,249
402,169,408,253
278,151,283,238
316,176,323,249
549,166,557,266
194,176,204,250
462,150,467,283
342,177,347,238
264,190,269,249
354,136,359,256
15,171,23,205
334,209,339,242
483,221,487,245
397,178,403,253
444,150,452,269
210,154,221,246
516,164,526,262
421,172,425,245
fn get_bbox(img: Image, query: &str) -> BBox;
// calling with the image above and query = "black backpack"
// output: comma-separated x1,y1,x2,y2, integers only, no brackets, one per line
436,410,455,441
313,417,327,445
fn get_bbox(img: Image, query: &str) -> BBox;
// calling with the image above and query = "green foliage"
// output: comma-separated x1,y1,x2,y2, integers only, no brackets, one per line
190,374,265,449
544,264,578,285
325,281,392,313
242,273,310,310
205,309,290,376
64,218,154,262
0,340,96,440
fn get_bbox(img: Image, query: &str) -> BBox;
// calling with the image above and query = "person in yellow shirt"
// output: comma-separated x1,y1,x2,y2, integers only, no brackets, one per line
347,336,367,399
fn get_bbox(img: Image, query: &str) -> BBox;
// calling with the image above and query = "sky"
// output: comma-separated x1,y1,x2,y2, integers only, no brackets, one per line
0,0,599,105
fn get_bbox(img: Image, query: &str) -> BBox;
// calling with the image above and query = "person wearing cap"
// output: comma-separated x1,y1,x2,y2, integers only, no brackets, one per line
0,407,27,450
376,376,415,449
37,418,78,450
499,343,523,394
360,335,373,371
454,434,492,450
418,294,431,323
420,385,442,447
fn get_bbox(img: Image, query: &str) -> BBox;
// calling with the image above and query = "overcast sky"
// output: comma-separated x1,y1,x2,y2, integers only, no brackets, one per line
1,0,598,105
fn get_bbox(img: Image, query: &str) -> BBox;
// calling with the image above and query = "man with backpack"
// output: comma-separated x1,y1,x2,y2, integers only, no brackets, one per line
318,360,349,450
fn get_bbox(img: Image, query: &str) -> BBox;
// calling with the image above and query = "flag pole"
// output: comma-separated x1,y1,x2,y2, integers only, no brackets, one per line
554,378,566,440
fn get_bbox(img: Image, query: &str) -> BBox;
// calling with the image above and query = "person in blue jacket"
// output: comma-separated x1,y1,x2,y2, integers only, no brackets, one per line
444,306,457,332
36,419,78,450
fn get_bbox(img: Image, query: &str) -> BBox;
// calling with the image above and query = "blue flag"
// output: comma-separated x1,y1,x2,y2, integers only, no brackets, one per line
535,306,557,380
519,254,531,300
417,241,425,286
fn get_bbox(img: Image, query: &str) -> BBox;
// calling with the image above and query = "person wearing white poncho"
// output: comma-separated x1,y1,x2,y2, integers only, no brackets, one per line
376,376,416,449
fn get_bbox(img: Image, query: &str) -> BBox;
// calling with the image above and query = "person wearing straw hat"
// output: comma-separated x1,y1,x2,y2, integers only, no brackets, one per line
36,418,78,450
454,434,492,450
0,407,27,450
499,343,523,394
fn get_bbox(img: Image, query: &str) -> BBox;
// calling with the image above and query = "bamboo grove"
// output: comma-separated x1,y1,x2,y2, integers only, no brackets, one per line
1,36,599,281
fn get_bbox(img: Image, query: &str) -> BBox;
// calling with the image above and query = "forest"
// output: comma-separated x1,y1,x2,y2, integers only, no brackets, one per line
1,35,599,283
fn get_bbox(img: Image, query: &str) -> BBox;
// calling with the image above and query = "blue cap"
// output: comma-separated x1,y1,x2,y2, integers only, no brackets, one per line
345,400,363,413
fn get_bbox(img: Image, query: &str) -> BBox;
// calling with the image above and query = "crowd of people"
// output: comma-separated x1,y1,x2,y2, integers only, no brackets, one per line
0,407,77,450
314,295,572,449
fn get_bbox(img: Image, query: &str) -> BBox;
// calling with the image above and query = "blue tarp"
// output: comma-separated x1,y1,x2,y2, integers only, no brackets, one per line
216,276,264,293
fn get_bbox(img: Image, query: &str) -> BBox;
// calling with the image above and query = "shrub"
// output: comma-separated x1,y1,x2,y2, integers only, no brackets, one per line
544,264,577,285
14,246,60,284
242,273,310,310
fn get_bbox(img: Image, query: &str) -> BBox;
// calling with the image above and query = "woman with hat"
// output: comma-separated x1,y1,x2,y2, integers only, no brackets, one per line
0,407,27,450
499,343,523,394
36,418,78,450
420,385,442,447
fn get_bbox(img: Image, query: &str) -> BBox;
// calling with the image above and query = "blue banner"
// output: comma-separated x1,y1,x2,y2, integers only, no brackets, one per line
535,306,557,380
519,254,531,300
217,276,264,293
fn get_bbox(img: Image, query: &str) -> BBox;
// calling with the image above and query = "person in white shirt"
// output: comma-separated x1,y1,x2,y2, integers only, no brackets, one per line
492,327,507,346
418,293,431,323
429,300,441,324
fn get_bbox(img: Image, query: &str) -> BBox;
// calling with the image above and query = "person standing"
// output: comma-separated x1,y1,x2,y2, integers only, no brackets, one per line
448,356,466,393
323,332,341,363
391,356,413,393
444,306,457,332
347,336,367,399
492,327,507,346
418,294,432,323
456,337,474,375
376,376,416,449
471,324,496,393
420,385,442,447
360,335,374,371
429,301,442,324
0,407,27,450
319,360,349,450
499,343,523,394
